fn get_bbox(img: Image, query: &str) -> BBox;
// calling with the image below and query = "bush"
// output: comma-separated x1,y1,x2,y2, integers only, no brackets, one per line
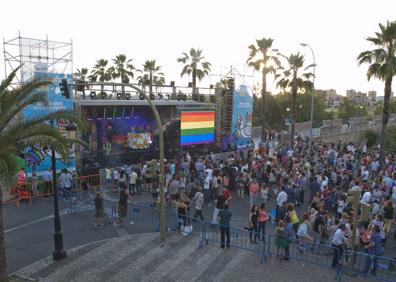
363,130,378,147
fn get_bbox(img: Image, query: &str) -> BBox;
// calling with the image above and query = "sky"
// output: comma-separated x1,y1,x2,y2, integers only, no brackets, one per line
1,0,395,96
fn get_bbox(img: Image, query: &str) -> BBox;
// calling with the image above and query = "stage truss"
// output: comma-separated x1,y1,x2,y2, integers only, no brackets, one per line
3,33,73,86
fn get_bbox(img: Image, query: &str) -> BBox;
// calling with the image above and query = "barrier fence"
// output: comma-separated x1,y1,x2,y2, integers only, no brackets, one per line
121,203,396,282
341,250,396,282
5,173,101,204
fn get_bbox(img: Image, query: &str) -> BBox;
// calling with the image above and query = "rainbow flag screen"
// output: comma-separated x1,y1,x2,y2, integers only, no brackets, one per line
180,111,215,146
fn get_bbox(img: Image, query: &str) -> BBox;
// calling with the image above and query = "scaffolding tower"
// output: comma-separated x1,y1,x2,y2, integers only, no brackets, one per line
3,33,73,85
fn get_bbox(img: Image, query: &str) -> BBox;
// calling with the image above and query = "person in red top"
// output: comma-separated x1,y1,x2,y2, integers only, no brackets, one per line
16,168,26,189
249,177,259,207
223,186,231,203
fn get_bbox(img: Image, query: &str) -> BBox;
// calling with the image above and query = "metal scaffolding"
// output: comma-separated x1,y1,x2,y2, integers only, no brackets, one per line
3,32,73,85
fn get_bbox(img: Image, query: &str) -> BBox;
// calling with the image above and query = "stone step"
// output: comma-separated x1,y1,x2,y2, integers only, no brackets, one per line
40,233,158,282
159,241,225,282
109,234,198,282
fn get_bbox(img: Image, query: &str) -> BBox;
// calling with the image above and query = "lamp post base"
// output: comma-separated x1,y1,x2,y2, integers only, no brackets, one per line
53,249,67,261
52,232,67,261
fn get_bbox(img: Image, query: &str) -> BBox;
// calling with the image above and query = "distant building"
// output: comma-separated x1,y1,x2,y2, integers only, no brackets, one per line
346,89,368,105
368,90,377,105
315,89,342,107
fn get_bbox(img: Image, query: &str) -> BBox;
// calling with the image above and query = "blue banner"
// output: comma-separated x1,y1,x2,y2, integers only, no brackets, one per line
23,73,76,174
231,85,253,149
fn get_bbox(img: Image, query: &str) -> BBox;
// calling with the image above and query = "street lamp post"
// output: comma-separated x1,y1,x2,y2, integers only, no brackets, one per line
51,120,77,261
51,120,65,261
300,43,315,153
127,84,166,245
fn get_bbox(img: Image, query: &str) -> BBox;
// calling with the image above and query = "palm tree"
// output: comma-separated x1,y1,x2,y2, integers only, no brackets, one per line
276,53,314,147
177,48,211,93
137,60,165,96
111,54,135,94
91,59,112,92
74,68,89,92
246,38,279,145
0,67,83,282
358,21,396,169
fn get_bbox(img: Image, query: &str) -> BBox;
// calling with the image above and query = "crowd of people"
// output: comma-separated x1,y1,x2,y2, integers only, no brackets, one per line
101,137,396,274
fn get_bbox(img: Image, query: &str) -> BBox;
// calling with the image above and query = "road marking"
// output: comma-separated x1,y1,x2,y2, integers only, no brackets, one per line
4,209,69,234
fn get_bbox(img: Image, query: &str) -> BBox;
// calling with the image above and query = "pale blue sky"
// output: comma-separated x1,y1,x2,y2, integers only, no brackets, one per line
1,0,395,96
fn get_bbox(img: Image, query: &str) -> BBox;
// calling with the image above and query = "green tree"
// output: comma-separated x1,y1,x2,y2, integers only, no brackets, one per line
111,54,135,94
75,68,89,81
358,20,396,168
338,97,368,119
246,38,279,144
90,59,112,91
276,53,314,147
0,68,83,282
137,60,165,96
74,68,89,91
177,48,211,92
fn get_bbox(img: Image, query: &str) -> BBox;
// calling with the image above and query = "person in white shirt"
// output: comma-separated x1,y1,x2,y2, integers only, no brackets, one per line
360,190,372,204
193,187,204,220
203,172,211,202
331,224,347,267
276,189,288,207
128,171,138,195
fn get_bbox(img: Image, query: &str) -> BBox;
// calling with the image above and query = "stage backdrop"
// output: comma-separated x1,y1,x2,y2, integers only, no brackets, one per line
180,111,215,146
23,72,75,174
231,85,253,149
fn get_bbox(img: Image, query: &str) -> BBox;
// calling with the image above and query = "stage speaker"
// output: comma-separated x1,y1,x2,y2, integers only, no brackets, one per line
90,91,96,99
100,91,107,99
199,95,205,102
125,93,131,100
209,95,216,103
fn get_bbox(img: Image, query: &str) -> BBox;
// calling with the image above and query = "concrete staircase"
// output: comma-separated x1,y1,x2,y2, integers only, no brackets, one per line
16,233,359,282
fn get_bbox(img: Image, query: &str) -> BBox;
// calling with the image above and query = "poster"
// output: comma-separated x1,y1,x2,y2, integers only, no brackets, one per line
23,72,76,174
231,85,253,149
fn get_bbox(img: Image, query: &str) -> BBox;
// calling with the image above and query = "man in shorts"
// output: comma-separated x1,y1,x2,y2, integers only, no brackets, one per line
94,191,105,228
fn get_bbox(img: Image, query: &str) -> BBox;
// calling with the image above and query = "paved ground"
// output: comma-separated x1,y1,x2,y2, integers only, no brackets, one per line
4,188,396,280
16,232,363,282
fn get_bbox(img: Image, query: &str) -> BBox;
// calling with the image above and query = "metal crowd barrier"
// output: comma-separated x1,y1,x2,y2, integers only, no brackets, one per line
267,235,342,281
68,197,117,223
340,250,396,282
63,201,396,282
202,222,266,262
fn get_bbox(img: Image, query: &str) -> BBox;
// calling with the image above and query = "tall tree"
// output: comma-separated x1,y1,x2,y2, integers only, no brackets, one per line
0,67,82,282
137,60,165,96
276,53,314,147
91,59,112,91
75,68,89,81
177,48,211,93
111,54,135,94
246,38,279,145
358,21,396,169
74,68,89,91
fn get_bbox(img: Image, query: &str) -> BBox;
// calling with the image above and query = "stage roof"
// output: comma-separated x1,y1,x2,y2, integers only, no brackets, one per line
76,98,214,107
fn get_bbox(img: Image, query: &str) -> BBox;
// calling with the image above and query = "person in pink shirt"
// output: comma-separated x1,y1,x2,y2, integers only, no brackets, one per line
249,177,259,207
